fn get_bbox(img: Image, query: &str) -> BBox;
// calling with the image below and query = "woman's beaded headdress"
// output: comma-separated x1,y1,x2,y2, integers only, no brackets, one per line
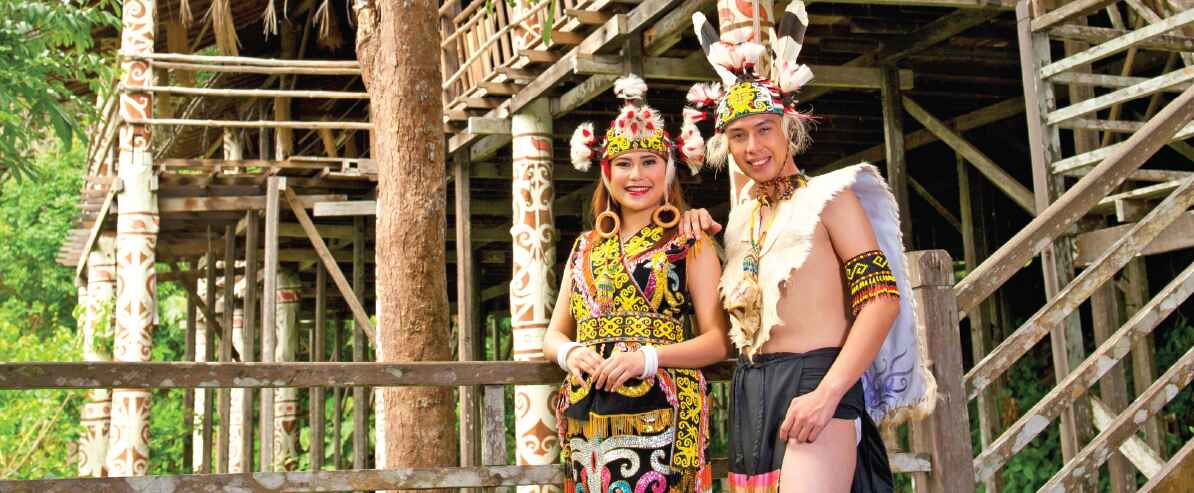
569,75,693,183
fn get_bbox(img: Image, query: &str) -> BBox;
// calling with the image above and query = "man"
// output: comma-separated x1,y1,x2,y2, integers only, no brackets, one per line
676,3,936,491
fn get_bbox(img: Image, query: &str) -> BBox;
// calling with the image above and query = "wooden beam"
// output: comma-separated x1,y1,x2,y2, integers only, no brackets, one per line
1049,24,1194,53
1039,342,1194,491
314,200,376,217
160,194,345,213
909,177,962,232
1053,122,1194,175
901,96,1037,214
1048,67,1194,126
1089,396,1165,478
964,177,1194,402
1139,437,1194,492
1051,71,1194,91
350,215,368,471
1040,9,1194,79
971,258,1194,483
643,0,710,56
281,188,375,345
820,98,1024,172
572,54,909,89
881,67,911,242
309,265,326,470
1030,0,1119,33
1074,209,1194,265
467,117,511,136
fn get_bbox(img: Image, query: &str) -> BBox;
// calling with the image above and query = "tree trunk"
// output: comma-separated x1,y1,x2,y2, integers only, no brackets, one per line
354,0,458,483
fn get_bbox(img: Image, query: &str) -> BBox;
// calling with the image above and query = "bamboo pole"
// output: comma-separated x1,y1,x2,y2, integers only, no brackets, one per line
123,52,360,67
124,118,372,130
120,84,369,99
441,0,550,90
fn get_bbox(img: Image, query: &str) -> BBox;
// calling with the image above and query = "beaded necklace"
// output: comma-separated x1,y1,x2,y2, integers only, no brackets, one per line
743,172,808,280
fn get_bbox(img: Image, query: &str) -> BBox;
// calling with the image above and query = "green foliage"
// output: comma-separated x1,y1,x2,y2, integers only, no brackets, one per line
992,343,1064,492
0,0,119,179
0,145,84,336
0,318,81,478
1155,315,1194,454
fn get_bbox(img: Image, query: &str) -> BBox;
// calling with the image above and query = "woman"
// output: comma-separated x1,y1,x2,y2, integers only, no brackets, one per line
542,74,731,493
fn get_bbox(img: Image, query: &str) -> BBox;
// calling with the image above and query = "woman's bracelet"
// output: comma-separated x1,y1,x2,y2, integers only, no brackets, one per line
556,341,582,372
639,345,659,379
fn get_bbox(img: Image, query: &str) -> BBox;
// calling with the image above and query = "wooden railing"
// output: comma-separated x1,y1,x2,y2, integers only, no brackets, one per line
950,1,1194,491
0,250,973,492
440,0,603,114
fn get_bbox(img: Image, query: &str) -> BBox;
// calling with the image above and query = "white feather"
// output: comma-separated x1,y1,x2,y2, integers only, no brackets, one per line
569,122,596,172
776,62,815,94
678,108,706,173
706,133,729,170
686,82,722,108
613,74,648,101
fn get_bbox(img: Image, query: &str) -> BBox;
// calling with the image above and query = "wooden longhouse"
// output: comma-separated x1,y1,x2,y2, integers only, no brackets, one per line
0,0,1192,491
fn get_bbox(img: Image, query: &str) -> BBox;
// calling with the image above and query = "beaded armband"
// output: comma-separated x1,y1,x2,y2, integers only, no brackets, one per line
844,250,900,316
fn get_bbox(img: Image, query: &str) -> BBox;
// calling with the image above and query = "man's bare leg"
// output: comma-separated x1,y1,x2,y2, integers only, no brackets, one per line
778,418,857,493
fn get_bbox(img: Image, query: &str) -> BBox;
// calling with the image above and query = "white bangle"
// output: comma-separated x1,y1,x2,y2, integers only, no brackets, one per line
557,341,582,372
639,345,659,379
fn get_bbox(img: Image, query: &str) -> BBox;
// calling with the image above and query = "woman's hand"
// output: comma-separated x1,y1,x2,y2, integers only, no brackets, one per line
678,208,723,241
565,345,605,382
778,386,844,443
592,350,647,391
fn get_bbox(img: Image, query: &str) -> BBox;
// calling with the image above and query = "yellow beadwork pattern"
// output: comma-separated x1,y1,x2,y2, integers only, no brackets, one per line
558,226,708,476
604,126,669,161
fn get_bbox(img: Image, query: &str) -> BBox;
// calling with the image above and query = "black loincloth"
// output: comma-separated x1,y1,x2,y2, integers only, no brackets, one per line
729,348,893,493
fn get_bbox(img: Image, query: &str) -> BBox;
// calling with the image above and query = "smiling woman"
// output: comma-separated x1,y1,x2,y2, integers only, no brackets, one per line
543,74,732,493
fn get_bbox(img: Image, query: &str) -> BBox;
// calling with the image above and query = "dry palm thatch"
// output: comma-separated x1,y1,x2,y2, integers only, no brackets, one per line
209,0,241,55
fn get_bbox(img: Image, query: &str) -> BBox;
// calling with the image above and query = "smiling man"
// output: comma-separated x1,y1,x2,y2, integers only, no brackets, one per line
674,2,938,492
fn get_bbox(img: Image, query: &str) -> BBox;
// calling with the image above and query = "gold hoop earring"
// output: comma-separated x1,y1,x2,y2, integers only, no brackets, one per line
596,196,620,238
653,192,680,229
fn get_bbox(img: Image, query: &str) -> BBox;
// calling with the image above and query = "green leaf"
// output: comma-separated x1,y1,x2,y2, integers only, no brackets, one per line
543,1,556,46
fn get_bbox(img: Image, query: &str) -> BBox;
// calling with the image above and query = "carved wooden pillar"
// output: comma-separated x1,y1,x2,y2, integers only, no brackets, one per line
107,0,156,477
509,98,559,491
79,233,116,477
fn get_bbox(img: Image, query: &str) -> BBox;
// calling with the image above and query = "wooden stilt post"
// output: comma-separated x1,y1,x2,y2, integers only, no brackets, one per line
310,264,327,471
455,153,481,483
182,256,196,473
241,212,260,471
907,250,975,493
958,154,1002,493
201,233,216,473
352,216,368,472
1090,267,1137,491
1017,1,1086,463
217,225,235,473
261,177,283,471
881,66,912,245
332,317,344,470
1123,256,1164,453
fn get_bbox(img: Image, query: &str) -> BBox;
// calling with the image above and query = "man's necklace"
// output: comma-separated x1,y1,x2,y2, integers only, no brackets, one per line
743,172,808,280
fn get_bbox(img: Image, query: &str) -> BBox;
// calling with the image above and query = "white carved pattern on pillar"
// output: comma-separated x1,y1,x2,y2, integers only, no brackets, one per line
719,0,776,207
229,307,246,473
107,0,155,478
79,233,116,477
510,99,559,493
273,271,301,471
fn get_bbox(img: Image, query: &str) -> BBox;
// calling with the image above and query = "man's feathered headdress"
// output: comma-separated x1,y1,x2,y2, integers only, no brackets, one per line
683,0,815,171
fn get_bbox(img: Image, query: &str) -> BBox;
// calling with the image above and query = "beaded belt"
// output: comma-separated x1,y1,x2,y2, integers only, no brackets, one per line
575,312,685,345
